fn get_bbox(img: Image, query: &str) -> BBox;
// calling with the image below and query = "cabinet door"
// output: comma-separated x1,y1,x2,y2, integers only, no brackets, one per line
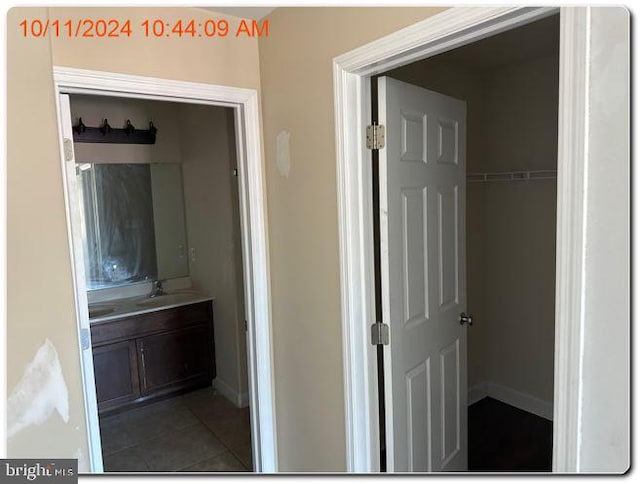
138,324,214,395
93,340,140,411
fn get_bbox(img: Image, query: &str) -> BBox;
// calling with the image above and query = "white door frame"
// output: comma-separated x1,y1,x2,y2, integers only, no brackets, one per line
333,6,590,472
52,67,278,473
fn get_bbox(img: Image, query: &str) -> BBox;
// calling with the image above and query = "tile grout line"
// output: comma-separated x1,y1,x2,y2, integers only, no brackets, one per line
102,389,252,472
186,405,252,471
100,416,202,457
175,451,248,473
103,422,204,472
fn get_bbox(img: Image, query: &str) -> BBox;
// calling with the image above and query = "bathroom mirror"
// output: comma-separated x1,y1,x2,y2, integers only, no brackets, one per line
76,162,189,290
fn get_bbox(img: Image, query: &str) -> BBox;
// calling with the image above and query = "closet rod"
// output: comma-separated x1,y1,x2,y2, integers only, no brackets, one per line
467,170,557,183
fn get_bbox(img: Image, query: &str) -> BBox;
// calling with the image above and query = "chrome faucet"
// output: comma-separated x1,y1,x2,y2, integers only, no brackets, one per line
149,280,166,298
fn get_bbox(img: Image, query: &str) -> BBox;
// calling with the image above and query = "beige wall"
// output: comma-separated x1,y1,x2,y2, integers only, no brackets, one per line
258,7,446,471
179,104,248,401
479,55,558,404
49,7,261,89
482,56,559,173
7,7,90,468
6,5,260,468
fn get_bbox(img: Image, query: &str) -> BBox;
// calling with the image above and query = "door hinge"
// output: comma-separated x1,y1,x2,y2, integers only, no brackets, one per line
370,321,389,346
63,138,74,162
233,168,239,177
366,124,385,150
80,327,90,350
244,320,248,332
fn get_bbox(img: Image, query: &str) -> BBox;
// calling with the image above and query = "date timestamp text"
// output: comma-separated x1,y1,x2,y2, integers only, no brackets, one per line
19,18,269,39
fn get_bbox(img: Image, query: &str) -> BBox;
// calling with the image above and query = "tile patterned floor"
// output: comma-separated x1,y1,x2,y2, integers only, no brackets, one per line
100,387,253,473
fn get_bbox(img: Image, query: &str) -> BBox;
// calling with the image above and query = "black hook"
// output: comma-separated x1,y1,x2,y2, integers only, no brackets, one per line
125,120,135,136
100,118,112,135
72,117,156,144
74,117,87,134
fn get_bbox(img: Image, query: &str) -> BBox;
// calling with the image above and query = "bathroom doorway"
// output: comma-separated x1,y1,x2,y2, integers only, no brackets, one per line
53,69,277,473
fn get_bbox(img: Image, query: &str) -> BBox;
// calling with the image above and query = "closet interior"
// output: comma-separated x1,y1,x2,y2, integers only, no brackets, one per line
386,13,559,471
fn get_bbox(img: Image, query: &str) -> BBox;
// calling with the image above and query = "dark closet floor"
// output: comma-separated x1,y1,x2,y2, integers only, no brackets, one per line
468,397,553,472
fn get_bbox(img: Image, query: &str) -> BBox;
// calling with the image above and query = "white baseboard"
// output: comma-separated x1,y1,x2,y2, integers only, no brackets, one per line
468,381,553,421
213,378,250,408
468,382,489,406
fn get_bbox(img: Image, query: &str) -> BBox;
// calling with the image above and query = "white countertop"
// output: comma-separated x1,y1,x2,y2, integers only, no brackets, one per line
89,290,213,324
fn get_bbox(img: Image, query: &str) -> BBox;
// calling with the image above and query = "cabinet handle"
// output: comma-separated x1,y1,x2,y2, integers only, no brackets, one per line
140,343,148,391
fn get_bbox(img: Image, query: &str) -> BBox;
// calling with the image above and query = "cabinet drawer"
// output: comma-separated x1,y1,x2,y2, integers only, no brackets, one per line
91,301,212,345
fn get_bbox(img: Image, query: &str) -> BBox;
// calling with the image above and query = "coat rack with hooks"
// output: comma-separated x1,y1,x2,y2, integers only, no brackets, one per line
467,170,557,183
73,118,157,144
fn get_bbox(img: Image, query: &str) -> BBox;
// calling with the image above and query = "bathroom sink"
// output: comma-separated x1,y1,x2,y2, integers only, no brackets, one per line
88,305,117,318
135,291,202,308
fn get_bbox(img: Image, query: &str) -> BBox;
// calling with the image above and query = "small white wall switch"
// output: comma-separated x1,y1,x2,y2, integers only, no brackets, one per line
190,247,196,262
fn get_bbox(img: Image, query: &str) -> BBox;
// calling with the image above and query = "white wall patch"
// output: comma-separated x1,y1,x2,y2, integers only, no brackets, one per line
276,130,291,177
7,339,70,438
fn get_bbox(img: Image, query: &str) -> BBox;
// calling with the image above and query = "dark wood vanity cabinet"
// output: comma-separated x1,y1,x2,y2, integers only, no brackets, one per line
91,301,215,415
138,324,214,394
93,340,140,408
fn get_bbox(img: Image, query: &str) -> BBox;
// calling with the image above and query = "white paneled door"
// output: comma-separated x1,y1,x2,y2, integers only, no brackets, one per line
378,76,467,472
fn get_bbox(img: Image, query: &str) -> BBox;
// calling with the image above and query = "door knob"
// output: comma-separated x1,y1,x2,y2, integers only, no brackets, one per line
459,312,473,326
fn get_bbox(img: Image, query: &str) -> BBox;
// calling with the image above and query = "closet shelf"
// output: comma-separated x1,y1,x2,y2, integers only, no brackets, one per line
467,170,557,183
